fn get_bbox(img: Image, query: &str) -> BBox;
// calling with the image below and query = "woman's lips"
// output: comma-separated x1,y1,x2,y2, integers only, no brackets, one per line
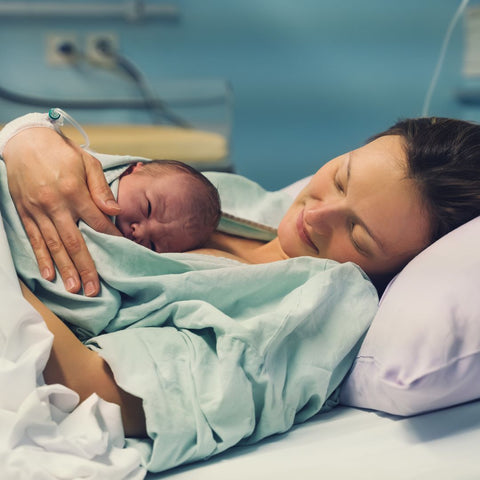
296,209,318,252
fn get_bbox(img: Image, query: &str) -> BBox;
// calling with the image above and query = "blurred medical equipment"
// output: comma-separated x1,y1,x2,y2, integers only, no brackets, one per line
44,106,231,170
0,81,225,126
422,0,470,115
0,38,214,129
0,1,179,23
0,84,232,170
91,38,190,127
0,15,233,171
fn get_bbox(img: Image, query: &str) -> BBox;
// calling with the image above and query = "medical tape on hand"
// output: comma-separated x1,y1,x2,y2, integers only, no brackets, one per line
0,112,61,156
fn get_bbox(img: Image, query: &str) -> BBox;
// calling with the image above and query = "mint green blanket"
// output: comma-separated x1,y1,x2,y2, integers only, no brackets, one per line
0,157,378,473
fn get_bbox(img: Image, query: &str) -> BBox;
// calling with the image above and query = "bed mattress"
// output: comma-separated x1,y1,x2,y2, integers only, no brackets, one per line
148,400,480,480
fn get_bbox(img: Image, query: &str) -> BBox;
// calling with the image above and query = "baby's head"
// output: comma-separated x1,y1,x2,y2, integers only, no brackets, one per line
116,159,221,253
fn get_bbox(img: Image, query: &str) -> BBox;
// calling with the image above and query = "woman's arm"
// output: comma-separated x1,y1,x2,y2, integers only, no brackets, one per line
3,127,122,296
19,281,147,437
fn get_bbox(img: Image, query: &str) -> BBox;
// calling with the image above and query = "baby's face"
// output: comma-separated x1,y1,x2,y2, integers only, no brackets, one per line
116,164,209,253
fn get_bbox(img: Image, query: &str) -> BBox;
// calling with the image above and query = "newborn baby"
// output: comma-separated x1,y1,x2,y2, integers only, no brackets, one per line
115,159,221,253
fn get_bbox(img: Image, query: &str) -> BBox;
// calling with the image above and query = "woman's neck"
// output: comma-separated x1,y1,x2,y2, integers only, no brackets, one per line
194,232,288,264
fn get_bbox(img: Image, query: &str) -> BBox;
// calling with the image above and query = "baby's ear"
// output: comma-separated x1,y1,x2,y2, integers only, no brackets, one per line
131,162,144,173
120,162,143,178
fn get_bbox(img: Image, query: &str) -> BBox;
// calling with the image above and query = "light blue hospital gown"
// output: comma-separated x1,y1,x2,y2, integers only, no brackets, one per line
0,154,378,473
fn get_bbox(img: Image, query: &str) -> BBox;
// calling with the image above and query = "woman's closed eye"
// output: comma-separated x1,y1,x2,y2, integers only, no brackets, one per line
334,170,345,194
335,155,351,194
146,199,152,217
350,223,370,257
334,176,343,193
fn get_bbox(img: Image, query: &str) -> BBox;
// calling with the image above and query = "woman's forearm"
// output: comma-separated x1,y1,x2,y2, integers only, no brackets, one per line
19,281,147,437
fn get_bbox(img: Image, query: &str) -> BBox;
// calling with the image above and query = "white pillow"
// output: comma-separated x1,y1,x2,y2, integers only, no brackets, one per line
340,216,480,416
281,175,313,198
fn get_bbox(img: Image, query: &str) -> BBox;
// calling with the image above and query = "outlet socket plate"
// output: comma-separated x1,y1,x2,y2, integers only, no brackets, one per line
85,32,119,68
46,33,79,66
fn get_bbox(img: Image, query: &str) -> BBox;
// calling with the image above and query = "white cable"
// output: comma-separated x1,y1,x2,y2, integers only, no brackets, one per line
422,0,470,117
48,107,90,148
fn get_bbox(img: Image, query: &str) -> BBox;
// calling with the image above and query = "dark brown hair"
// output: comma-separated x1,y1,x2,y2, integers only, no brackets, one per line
370,117,480,243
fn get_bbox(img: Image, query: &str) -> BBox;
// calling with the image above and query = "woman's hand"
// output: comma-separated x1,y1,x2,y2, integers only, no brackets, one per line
3,127,122,296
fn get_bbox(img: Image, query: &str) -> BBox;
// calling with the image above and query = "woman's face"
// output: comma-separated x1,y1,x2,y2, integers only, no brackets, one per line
278,135,432,276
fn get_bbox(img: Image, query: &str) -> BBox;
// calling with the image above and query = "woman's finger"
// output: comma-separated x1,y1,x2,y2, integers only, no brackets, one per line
53,177,118,294
51,209,100,296
32,209,101,296
20,207,83,293
20,212,56,281
75,199,121,237
33,215,84,293
83,152,122,219
22,190,101,296
53,147,121,237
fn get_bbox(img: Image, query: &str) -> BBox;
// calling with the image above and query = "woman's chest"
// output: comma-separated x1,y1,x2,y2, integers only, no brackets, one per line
190,232,266,263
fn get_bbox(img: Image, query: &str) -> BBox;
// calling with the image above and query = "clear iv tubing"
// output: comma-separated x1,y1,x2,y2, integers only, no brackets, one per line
48,107,90,148
422,0,470,116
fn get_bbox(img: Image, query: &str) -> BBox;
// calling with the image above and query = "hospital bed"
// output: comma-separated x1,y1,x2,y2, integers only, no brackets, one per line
149,400,480,480
147,177,480,480
1,169,480,479
60,123,232,172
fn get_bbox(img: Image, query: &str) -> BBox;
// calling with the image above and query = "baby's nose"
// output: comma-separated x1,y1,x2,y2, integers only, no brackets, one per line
131,222,147,242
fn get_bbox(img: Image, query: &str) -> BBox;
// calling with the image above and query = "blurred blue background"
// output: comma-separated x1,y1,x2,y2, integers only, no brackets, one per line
0,0,477,189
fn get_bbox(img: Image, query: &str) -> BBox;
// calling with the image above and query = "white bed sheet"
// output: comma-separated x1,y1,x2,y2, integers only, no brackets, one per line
0,215,146,479
148,401,480,480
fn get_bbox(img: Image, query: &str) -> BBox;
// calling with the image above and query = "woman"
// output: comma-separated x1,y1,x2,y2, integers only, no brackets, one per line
3,114,480,471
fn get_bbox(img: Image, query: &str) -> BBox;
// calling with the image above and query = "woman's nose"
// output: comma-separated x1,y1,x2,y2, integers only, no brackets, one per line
304,201,344,234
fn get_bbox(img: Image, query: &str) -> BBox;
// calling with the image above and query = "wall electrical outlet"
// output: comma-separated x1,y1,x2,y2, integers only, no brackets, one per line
85,32,119,69
46,33,79,66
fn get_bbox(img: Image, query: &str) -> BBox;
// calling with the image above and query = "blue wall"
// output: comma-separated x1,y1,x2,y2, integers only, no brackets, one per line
0,0,474,189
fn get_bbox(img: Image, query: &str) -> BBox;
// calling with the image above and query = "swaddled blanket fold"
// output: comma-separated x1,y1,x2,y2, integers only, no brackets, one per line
0,157,378,473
